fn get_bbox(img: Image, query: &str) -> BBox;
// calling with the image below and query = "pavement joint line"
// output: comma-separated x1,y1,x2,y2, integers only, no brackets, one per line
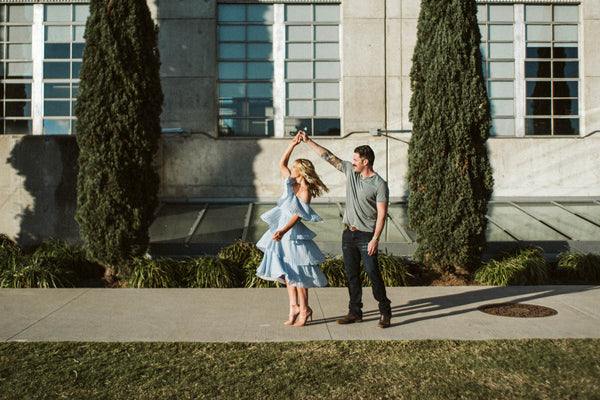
5,289,90,342
313,289,333,339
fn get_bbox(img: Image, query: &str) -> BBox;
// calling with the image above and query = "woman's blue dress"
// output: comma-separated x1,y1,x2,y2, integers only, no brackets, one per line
256,176,328,288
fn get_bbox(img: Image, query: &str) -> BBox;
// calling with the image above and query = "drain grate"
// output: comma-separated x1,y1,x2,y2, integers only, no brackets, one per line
478,302,558,318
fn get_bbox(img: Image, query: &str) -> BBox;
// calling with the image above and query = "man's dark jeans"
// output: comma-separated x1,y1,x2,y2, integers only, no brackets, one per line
342,229,391,317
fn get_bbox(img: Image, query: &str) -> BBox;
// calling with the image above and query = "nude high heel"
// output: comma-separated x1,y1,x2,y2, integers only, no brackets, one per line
284,305,300,326
294,307,313,327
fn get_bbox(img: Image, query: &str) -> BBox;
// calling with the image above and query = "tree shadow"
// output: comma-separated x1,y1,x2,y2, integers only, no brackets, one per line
6,135,80,247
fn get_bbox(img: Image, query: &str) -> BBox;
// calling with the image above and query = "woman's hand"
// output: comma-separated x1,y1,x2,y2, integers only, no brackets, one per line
272,230,285,241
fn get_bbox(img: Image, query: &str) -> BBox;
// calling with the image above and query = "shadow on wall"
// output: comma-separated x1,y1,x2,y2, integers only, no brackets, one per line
7,136,80,246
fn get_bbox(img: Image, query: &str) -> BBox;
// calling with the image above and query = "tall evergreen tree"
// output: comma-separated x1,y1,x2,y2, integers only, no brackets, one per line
408,0,493,272
75,0,163,276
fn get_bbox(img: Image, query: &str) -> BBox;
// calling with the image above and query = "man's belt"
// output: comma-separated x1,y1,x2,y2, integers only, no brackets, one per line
344,224,360,231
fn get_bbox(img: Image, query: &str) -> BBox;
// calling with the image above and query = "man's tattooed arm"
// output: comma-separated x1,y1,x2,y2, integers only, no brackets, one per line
321,150,343,172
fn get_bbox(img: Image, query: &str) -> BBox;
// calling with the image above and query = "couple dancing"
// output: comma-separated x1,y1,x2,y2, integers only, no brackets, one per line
255,131,392,328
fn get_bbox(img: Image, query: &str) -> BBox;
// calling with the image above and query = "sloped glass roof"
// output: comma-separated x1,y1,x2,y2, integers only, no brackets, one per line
149,200,600,258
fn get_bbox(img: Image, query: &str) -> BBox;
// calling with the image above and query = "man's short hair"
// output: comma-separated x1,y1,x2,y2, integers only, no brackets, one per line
354,145,375,167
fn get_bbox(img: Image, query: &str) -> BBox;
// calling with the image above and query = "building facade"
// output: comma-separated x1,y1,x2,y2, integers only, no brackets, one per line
1,0,598,246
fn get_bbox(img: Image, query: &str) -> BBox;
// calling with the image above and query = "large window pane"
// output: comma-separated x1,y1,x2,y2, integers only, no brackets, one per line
8,44,30,59
218,5,244,22
45,43,70,59
45,26,70,42
526,99,551,115
5,101,31,117
219,26,245,41
247,83,271,98
286,5,311,22
249,100,273,117
553,81,577,98
554,6,579,23
526,25,551,41
315,82,338,98
44,62,70,79
489,24,512,40
8,26,31,41
218,62,245,79
315,5,339,22
489,61,514,78
489,42,512,58
315,42,338,59
315,61,339,79
286,61,312,79
287,43,311,59
247,5,273,22
553,61,578,78
7,62,32,78
489,81,513,98
525,61,550,78
553,45,577,59
315,100,338,116
554,25,577,41
45,5,71,22
219,43,245,59
6,83,31,99
526,81,551,97
526,43,551,58
74,5,90,22
489,5,513,22
219,83,245,98
491,118,514,136
248,43,271,59
45,82,70,98
45,100,70,116
287,82,312,98
287,25,311,41
490,99,513,116
247,62,273,79
525,5,551,22
287,100,312,116
247,26,272,41
554,118,578,135
525,118,551,135
315,25,338,41
8,5,33,22
43,119,70,135
554,99,577,115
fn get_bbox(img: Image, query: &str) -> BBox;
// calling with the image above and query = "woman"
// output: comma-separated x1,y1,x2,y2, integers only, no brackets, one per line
256,133,329,327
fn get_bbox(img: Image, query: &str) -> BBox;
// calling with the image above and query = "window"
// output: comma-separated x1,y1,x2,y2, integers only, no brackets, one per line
0,4,34,134
43,4,88,135
525,4,579,136
478,4,515,136
218,3,341,137
0,3,87,135
477,2,580,137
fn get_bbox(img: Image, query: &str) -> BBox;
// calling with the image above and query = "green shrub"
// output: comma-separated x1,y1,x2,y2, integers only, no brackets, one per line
31,240,103,284
320,256,347,287
0,254,70,288
126,257,181,288
0,234,20,256
376,253,413,287
185,257,243,288
217,241,277,287
557,252,600,283
475,247,549,286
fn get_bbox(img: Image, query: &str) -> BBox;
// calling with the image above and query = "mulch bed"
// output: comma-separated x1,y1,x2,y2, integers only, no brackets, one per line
478,302,558,318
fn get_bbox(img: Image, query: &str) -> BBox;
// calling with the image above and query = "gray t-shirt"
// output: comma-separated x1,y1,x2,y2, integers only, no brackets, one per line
341,161,389,232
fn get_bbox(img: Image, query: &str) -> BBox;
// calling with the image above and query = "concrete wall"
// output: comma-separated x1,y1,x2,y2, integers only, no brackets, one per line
0,135,80,245
155,0,600,201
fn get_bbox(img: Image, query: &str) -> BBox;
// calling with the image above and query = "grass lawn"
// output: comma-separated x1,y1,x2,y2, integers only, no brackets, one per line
1,339,599,399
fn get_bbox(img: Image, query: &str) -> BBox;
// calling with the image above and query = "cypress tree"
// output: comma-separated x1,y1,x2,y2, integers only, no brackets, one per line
408,0,493,272
74,0,163,277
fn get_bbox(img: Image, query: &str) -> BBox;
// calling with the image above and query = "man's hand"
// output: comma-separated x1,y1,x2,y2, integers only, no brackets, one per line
367,239,378,256
298,130,308,142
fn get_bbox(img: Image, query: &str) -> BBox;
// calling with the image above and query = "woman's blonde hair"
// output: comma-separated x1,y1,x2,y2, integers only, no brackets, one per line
293,159,329,198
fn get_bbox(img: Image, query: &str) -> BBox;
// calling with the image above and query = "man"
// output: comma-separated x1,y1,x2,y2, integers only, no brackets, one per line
299,131,392,328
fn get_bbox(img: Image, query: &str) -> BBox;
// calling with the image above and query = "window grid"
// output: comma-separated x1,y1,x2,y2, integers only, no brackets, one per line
217,4,275,137
284,4,340,136
216,3,340,137
43,4,87,135
478,4,515,137
0,4,34,134
524,4,579,136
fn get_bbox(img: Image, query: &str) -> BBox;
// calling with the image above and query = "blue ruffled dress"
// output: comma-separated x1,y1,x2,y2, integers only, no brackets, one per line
256,176,328,288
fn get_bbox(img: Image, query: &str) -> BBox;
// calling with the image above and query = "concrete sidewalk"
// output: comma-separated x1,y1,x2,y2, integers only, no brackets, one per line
1,286,599,342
